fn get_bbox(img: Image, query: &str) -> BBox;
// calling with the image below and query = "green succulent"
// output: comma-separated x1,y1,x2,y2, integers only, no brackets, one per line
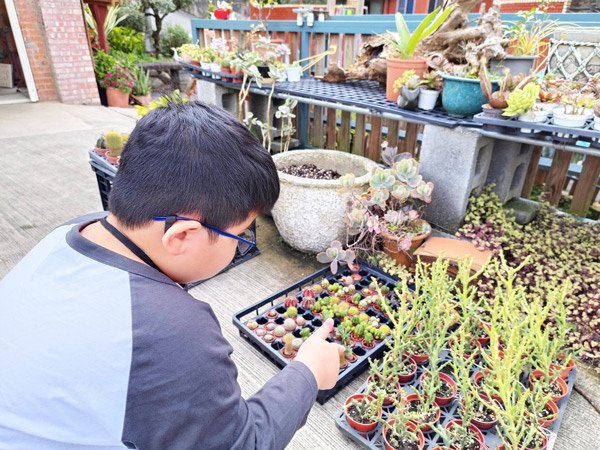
503,83,540,117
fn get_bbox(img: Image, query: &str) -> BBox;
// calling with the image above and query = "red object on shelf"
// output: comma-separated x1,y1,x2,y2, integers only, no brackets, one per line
214,8,232,19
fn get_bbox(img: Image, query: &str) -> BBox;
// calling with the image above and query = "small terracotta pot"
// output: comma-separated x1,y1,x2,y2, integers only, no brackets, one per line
404,393,440,432
469,397,498,430
445,419,485,450
403,336,429,365
344,394,382,433
106,154,120,165
132,94,151,106
367,375,400,407
383,419,424,450
94,147,108,156
529,370,569,403
549,356,575,380
496,433,549,450
397,357,417,384
537,399,559,428
420,372,457,406
106,87,130,108
386,57,428,102
381,221,432,268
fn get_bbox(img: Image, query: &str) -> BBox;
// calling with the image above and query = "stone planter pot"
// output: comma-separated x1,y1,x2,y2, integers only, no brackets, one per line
490,56,536,77
271,149,378,253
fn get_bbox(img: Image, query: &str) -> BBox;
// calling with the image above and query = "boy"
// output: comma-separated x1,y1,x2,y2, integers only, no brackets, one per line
0,102,342,449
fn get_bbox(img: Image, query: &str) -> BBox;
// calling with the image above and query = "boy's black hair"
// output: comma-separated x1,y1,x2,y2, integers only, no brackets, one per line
109,101,279,234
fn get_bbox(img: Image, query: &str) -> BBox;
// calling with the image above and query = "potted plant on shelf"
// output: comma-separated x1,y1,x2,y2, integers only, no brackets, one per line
382,7,454,102
131,67,152,106
381,407,425,450
99,65,135,108
286,61,302,82
441,64,498,118
177,43,201,65
104,130,126,165
393,70,421,110
503,82,548,133
491,7,561,76
418,71,442,111
553,92,595,129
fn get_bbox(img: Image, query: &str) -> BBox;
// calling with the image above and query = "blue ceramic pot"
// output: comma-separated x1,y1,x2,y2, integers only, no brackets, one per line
441,74,499,118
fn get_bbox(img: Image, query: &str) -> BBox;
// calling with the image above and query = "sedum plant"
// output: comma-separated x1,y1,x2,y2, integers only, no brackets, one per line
503,82,540,117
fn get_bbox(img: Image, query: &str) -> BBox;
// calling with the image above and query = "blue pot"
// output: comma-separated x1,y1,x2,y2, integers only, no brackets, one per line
441,74,499,118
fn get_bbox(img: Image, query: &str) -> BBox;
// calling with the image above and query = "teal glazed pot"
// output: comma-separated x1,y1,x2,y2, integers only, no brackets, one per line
440,74,499,118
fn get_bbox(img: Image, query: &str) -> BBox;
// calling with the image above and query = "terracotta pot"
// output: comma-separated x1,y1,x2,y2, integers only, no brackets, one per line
470,398,498,430
537,399,559,428
445,420,485,450
496,434,549,450
367,376,400,407
397,357,418,384
383,419,425,450
529,370,568,403
549,356,575,380
106,154,120,165
381,221,432,268
386,57,428,102
94,147,108,156
106,87,130,108
344,393,382,433
403,336,429,365
132,94,151,107
404,393,441,432
420,372,457,406
472,371,502,404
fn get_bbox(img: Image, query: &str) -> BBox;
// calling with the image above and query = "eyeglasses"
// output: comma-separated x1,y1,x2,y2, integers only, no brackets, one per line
153,215,256,256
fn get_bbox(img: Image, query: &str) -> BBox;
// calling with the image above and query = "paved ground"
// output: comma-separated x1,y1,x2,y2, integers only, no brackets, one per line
0,102,599,449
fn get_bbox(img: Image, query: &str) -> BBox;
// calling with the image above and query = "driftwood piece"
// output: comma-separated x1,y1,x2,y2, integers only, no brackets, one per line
323,35,388,84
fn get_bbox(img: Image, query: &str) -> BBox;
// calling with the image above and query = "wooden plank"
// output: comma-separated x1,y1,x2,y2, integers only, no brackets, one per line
338,111,352,151
342,34,355,69
313,106,325,148
570,155,600,216
366,116,382,161
328,34,341,69
544,150,572,205
352,114,366,156
326,108,337,149
313,34,327,76
521,146,543,198
400,123,419,155
385,119,399,148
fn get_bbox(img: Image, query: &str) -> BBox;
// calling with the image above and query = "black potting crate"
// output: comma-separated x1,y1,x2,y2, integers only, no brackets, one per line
233,263,400,404
335,350,576,450
474,113,600,149
88,150,260,287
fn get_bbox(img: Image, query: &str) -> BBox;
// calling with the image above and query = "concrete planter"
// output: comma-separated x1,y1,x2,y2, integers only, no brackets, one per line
271,149,378,253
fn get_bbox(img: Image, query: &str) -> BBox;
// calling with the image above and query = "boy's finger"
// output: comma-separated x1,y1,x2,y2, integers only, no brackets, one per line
313,318,335,340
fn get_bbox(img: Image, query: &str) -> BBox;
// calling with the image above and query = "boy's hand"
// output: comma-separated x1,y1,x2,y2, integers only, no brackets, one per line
295,318,344,390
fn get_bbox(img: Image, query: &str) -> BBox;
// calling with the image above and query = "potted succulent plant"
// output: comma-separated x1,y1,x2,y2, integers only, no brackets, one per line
104,130,126,165
286,61,302,82
503,82,548,133
132,67,152,106
382,7,454,102
393,70,421,110
94,135,107,156
177,43,201,65
441,66,498,118
338,144,433,267
418,71,442,111
344,390,384,433
99,64,135,108
381,411,425,450
553,92,595,128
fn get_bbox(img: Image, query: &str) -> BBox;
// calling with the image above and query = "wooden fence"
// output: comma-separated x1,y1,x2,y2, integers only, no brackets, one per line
191,13,600,216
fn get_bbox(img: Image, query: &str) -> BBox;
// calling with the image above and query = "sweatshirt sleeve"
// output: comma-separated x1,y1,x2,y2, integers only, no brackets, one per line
121,274,317,450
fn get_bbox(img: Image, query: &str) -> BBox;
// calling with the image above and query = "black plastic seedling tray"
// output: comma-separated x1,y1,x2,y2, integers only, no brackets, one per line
233,263,399,404
474,113,600,149
335,351,576,449
87,149,260,288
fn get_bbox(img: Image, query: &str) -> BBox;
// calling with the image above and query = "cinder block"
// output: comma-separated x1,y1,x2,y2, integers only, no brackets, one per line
420,125,494,233
195,79,239,117
486,141,534,202
247,93,286,130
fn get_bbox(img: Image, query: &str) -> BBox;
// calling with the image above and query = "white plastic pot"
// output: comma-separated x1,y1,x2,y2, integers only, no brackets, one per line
518,109,549,133
418,88,440,111
286,66,302,82
209,62,221,79
200,61,211,77
594,116,600,131
552,110,588,128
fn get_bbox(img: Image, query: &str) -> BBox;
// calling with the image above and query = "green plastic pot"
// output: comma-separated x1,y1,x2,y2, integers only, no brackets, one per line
441,74,499,118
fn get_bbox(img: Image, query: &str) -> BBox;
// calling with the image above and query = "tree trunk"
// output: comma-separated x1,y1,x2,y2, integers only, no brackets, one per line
153,14,163,55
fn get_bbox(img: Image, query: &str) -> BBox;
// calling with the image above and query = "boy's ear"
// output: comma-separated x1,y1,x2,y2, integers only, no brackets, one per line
160,220,202,255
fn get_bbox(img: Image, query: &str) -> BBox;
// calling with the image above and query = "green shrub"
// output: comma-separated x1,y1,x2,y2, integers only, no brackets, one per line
108,26,145,54
118,2,146,32
94,50,117,82
160,24,191,57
